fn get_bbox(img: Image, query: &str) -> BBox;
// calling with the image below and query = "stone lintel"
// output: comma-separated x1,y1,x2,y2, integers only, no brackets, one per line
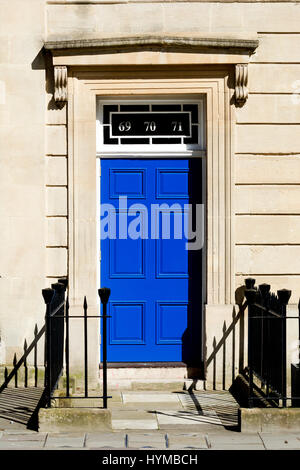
44,33,259,55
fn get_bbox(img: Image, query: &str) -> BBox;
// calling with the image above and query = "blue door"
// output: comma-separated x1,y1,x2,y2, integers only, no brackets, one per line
100,159,203,363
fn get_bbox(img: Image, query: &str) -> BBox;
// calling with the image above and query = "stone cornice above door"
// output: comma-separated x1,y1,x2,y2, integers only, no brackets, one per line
44,33,259,56
45,33,259,107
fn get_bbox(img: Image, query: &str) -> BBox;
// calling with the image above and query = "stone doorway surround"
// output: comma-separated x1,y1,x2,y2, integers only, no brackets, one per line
44,33,258,384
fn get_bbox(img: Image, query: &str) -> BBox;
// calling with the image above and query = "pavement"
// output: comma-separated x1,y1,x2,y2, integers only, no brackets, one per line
0,389,300,450
1,427,300,450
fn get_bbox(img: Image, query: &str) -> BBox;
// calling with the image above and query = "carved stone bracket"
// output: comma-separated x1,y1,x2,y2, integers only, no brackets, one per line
54,65,67,106
235,64,248,106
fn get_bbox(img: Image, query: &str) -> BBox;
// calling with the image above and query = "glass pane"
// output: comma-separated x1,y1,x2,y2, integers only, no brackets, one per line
103,105,118,124
183,125,198,144
103,126,118,145
183,104,198,123
152,104,181,111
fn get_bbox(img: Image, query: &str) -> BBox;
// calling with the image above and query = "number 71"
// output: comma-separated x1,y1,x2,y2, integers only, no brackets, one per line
172,121,183,132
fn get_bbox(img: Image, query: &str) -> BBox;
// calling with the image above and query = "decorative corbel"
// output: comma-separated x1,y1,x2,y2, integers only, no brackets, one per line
54,66,67,107
235,64,248,106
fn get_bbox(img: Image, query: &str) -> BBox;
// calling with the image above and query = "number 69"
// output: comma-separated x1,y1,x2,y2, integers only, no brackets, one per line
118,121,131,132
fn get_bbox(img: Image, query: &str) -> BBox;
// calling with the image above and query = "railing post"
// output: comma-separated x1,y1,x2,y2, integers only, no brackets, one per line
65,296,70,397
24,340,28,388
245,286,257,408
98,287,111,409
42,287,55,408
58,278,69,398
34,325,38,387
298,299,300,369
259,284,271,392
277,289,291,407
83,296,88,398
52,282,66,393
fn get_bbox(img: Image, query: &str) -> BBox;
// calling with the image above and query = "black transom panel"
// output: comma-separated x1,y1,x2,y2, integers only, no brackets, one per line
102,103,200,145
111,112,191,138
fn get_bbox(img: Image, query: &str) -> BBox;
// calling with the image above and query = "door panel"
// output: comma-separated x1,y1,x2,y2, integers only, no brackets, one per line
100,159,203,363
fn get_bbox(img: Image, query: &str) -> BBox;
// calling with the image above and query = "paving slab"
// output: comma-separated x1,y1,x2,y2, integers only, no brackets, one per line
207,432,263,449
259,433,300,450
0,417,29,431
167,432,208,449
156,410,223,429
85,432,126,449
0,387,44,428
0,429,39,435
109,401,182,410
0,440,45,449
42,448,89,451
178,391,238,409
122,392,180,404
5,429,300,450
208,443,265,450
1,432,47,442
127,432,167,449
44,432,85,448
177,391,239,428
111,410,158,430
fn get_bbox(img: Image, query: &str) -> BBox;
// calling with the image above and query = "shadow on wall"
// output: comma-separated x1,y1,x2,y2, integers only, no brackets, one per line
201,284,248,392
0,323,46,430
31,47,60,112
0,323,45,393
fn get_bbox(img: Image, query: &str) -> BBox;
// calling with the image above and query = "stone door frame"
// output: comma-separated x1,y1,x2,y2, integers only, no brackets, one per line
66,65,235,316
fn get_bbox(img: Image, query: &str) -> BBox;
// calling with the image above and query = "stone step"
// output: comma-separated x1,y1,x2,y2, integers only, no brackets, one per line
39,390,240,432
57,367,205,392
104,378,205,391
98,366,204,392
99,366,188,380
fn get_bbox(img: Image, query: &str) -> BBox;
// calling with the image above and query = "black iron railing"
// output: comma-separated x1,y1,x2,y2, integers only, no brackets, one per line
42,279,67,407
0,325,45,392
245,278,300,407
43,284,111,408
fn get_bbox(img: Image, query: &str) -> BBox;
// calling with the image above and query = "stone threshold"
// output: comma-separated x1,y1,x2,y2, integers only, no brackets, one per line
99,362,186,369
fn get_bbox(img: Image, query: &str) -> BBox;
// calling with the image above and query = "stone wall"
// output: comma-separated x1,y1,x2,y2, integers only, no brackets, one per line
45,1,300,303
1,1,300,390
0,0,47,363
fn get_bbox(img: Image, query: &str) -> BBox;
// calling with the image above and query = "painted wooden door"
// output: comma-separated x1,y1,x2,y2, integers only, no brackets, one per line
100,159,203,363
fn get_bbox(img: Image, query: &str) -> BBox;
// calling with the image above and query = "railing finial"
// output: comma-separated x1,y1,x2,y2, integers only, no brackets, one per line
58,277,68,290
245,278,256,289
259,283,271,298
277,289,291,305
98,287,111,304
51,282,66,294
42,288,55,305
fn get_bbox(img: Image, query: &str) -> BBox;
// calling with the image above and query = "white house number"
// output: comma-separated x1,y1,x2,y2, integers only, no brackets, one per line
118,121,183,133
